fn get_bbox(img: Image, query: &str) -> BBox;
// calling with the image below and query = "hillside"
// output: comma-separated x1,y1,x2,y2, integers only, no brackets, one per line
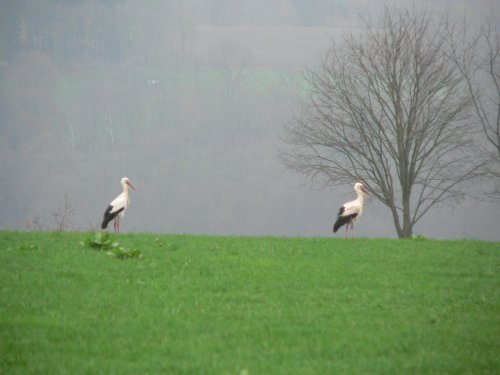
1,231,498,373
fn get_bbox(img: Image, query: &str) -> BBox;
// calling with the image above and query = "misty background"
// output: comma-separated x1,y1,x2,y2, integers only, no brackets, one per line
1,0,499,240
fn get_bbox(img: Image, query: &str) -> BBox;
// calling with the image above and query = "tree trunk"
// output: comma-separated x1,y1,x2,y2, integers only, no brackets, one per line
390,194,414,238
393,217,413,238
389,205,404,239
400,191,413,238
400,218,413,238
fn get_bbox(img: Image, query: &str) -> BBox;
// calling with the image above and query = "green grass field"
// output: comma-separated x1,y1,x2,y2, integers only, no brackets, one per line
0,231,498,374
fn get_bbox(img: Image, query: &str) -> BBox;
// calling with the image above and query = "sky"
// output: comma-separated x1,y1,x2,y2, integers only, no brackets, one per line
0,0,499,240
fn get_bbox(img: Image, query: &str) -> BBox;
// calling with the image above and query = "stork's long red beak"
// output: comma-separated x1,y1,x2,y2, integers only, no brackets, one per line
127,181,136,191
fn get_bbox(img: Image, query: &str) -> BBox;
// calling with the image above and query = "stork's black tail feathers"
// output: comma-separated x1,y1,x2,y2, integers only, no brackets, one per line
333,210,358,233
333,215,350,232
101,205,123,229
101,205,113,229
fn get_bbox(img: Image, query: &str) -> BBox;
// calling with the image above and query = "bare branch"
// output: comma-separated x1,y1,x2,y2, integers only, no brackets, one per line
446,16,500,198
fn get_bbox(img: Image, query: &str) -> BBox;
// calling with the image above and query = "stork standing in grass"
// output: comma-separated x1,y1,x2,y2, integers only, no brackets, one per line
333,182,368,239
101,177,136,232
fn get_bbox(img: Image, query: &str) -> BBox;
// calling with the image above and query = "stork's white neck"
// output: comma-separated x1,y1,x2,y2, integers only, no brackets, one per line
355,188,365,203
121,182,130,195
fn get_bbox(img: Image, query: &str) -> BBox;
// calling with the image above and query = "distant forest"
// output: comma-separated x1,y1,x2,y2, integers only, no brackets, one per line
0,0,369,66
1,0,485,66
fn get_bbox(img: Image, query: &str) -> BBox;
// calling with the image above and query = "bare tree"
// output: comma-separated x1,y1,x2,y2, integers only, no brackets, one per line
51,194,76,232
446,18,500,196
282,7,482,238
26,216,44,232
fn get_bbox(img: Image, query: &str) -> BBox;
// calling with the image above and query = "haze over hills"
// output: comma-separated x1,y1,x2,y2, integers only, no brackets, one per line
0,1,498,239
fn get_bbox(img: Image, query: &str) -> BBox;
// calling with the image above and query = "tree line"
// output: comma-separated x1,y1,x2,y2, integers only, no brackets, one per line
0,0,384,66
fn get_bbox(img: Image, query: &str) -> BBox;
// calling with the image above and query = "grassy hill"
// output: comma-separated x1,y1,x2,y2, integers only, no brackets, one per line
1,231,498,374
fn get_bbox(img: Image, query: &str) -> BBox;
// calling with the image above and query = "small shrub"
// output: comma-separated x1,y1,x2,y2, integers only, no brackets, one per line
80,232,142,260
80,232,117,250
107,247,143,260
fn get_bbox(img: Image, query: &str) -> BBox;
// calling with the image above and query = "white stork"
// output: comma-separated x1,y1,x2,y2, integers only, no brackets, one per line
101,177,136,232
333,182,368,239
